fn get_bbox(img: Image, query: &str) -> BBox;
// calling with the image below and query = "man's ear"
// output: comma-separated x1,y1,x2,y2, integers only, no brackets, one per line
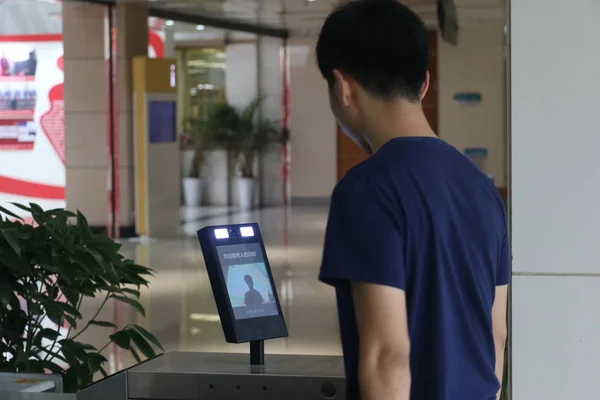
420,71,430,101
332,69,352,107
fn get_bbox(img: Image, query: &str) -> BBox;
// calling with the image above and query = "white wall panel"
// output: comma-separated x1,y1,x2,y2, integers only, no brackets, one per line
511,0,600,399
511,0,600,275
512,276,600,400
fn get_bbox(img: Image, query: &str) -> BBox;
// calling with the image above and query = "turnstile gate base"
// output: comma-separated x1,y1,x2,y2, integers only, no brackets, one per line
77,352,345,400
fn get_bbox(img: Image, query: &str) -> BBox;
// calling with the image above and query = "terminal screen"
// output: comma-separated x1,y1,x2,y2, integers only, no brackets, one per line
216,243,279,320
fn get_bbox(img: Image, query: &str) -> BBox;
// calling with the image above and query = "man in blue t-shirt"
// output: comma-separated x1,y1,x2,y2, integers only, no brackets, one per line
316,1,510,400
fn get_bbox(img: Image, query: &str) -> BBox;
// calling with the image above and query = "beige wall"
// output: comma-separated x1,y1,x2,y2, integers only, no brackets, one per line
289,39,337,199
288,24,507,199
438,19,507,186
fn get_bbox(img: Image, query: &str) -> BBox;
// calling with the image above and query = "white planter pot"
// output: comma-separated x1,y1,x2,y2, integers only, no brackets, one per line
183,177,203,207
237,178,255,210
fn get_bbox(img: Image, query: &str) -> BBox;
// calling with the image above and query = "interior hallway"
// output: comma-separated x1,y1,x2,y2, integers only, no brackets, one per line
75,206,341,374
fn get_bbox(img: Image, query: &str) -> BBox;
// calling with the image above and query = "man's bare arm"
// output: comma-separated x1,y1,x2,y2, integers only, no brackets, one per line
492,284,509,400
352,282,411,400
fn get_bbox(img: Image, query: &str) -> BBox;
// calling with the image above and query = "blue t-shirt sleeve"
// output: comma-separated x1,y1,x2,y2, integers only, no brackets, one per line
319,175,406,290
497,233,511,285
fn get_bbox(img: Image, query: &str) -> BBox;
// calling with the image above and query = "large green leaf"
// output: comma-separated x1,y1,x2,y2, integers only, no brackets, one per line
131,325,164,352
29,203,46,225
76,210,92,243
52,301,83,319
45,306,65,328
79,343,97,351
0,250,30,274
89,320,118,329
64,314,78,330
44,208,76,218
23,359,45,373
0,279,14,306
33,328,61,346
60,349,79,369
89,232,121,256
45,285,60,301
52,264,75,283
110,295,145,316
128,329,156,359
73,251,102,277
0,227,22,257
62,289,81,308
120,287,141,298
102,263,121,285
76,363,93,389
123,261,154,276
86,353,107,374
130,346,142,363
62,366,80,393
109,330,131,350
84,247,106,268
0,205,23,221
44,223,67,249
14,348,28,366
38,263,61,274
60,339,93,360
9,203,31,213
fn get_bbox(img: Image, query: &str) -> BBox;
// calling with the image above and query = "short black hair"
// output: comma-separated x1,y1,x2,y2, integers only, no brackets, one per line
316,0,429,102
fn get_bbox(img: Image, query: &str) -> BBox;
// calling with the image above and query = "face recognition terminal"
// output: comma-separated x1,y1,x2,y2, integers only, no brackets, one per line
75,222,345,400
197,223,288,365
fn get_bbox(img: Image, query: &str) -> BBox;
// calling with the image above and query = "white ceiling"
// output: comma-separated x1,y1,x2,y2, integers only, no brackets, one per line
0,0,61,35
155,0,435,36
0,0,505,42
154,0,506,37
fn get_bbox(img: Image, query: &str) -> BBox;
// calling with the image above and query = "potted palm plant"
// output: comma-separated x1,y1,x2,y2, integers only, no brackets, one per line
0,203,163,392
206,98,282,210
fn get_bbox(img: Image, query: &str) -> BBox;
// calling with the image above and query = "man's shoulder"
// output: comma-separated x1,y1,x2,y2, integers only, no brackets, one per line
334,156,403,200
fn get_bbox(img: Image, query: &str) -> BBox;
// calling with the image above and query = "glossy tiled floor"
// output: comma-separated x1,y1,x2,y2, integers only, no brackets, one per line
76,206,341,374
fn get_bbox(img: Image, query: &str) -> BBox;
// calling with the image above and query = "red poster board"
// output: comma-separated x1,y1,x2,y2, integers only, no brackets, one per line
0,34,65,215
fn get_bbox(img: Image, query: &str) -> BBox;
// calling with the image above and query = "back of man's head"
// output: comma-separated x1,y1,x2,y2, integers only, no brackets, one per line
316,0,429,102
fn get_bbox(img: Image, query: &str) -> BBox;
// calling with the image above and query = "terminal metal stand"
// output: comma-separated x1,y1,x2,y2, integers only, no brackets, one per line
250,340,265,366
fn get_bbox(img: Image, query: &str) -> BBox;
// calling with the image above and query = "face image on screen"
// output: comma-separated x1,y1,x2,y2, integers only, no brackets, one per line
216,243,279,320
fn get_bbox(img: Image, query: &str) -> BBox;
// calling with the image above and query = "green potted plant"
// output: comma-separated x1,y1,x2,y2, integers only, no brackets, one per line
0,203,163,393
206,98,283,210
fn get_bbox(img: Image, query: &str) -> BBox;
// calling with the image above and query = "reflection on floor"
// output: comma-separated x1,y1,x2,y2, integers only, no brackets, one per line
77,206,341,375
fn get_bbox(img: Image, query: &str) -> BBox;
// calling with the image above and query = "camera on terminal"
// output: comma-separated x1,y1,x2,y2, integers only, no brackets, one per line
213,226,255,239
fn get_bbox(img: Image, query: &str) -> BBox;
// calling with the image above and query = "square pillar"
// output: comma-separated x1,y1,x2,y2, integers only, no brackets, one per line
63,1,108,225
63,1,147,233
510,0,600,398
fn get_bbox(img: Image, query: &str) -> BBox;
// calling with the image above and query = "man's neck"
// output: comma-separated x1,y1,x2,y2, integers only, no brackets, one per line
362,101,437,153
